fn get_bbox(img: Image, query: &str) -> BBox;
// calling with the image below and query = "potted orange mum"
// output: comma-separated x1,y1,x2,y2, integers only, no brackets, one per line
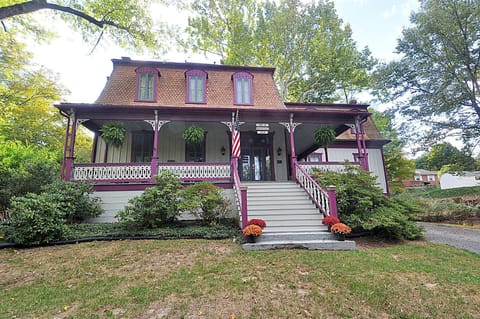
331,223,351,241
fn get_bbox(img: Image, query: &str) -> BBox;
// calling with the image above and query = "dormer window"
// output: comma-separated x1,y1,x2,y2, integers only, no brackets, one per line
233,72,253,105
186,69,207,104
135,67,159,102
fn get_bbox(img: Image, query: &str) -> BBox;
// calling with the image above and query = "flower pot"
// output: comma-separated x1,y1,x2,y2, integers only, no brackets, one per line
245,235,257,243
336,234,345,241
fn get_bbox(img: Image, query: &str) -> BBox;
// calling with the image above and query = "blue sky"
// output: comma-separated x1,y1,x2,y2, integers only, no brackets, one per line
29,0,420,103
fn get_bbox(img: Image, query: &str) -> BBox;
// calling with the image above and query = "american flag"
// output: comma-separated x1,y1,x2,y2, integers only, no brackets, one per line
232,111,240,157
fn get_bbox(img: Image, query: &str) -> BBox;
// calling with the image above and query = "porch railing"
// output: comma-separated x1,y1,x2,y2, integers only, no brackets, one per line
72,163,151,182
158,162,231,181
295,161,337,217
299,161,360,175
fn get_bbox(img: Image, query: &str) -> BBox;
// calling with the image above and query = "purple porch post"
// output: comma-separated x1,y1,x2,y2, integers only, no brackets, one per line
354,119,365,170
289,122,297,180
65,113,78,181
360,123,369,170
327,186,338,218
151,112,159,183
240,185,248,228
61,115,71,180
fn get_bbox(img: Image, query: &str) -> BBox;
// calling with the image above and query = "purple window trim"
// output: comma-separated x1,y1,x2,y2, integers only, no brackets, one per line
135,67,159,102
185,69,207,104
232,71,254,105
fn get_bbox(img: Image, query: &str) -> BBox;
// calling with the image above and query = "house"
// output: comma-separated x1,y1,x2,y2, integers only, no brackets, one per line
402,169,439,188
56,57,389,235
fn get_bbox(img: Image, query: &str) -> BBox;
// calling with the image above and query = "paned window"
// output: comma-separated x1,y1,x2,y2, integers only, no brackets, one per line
135,67,159,102
414,176,422,181
186,70,207,103
233,72,253,105
185,139,206,162
427,175,435,182
131,131,153,162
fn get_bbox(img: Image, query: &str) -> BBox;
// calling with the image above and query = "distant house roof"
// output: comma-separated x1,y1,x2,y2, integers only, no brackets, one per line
416,169,438,175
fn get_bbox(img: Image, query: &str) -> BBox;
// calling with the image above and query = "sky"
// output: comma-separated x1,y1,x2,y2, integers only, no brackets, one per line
27,0,420,105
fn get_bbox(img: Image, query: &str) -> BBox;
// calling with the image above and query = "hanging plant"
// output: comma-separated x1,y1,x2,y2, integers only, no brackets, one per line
182,125,205,145
99,121,126,147
314,127,336,162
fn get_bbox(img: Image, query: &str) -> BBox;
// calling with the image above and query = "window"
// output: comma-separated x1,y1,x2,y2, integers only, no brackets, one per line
131,131,153,162
414,176,422,181
185,140,206,162
427,175,435,182
186,70,207,103
308,153,323,162
135,67,159,102
353,152,368,163
233,72,253,105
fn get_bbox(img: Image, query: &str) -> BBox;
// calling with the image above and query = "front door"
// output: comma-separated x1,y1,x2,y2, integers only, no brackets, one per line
239,133,273,181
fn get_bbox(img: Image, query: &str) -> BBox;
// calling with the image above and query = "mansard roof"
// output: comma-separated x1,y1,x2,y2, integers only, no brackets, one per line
95,57,284,110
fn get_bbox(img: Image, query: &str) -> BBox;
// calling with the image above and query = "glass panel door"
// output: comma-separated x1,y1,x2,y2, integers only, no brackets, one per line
239,133,273,181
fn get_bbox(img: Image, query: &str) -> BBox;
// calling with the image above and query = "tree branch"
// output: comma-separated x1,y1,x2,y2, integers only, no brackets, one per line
0,0,130,32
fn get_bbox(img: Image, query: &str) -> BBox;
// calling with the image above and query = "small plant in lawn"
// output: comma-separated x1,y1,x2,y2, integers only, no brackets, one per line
247,218,266,229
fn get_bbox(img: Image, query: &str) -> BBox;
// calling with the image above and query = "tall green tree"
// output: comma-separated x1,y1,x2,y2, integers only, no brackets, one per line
370,109,415,193
373,0,480,150
185,0,375,103
0,31,91,161
417,142,476,172
0,0,167,52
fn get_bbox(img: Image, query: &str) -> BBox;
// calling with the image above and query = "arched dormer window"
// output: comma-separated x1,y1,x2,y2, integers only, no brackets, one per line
135,67,159,102
185,69,207,104
232,72,254,105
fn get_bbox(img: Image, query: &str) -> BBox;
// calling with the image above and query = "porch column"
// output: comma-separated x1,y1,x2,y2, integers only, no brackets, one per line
280,114,301,180
360,123,369,170
145,115,169,183
61,114,71,180
354,116,367,170
64,112,77,181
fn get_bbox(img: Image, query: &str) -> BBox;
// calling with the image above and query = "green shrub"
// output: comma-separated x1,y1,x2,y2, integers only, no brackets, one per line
117,171,182,229
0,142,59,211
3,193,69,245
99,121,126,147
41,181,103,223
314,165,423,240
179,181,229,225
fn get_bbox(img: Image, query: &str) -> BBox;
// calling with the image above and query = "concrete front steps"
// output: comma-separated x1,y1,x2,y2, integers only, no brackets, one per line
242,182,355,250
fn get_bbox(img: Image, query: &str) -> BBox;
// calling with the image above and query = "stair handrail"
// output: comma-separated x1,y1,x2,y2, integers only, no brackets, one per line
232,157,248,228
295,161,338,217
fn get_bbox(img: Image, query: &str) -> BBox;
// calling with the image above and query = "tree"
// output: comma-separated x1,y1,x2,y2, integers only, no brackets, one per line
185,0,375,102
370,109,415,192
373,0,480,150
0,31,92,159
0,0,166,52
424,143,475,171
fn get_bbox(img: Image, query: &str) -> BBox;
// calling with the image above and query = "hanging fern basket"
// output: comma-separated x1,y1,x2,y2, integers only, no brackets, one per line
99,121,127,147
182,125,205,145
314,127,336,148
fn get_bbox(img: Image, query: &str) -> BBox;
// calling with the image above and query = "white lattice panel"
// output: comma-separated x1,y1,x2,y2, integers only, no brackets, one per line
300,164,351,174
159,164,231,179
73,165,151,181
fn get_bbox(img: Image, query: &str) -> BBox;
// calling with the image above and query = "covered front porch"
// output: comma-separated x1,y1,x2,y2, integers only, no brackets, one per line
58,103,371,226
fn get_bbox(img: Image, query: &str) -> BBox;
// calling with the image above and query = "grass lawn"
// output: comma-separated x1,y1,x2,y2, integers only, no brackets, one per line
1,240,479,319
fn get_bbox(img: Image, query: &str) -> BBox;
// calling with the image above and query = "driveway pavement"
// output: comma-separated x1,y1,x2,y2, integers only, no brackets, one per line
418,222,480,254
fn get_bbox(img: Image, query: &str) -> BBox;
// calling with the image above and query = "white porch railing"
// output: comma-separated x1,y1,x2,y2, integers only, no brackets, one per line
158,162,231,181
73,163,151,182
295,162,338,217
299,162,360,174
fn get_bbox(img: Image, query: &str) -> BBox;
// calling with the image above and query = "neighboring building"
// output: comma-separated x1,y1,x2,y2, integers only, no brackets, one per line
402,169,439,188
56,57,389,230
440,172,480,190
